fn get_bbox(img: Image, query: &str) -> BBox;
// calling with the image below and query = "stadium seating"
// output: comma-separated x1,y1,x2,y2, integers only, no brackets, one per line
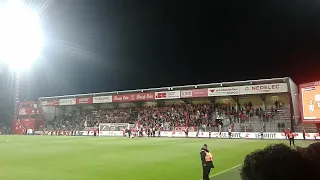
42,102,292,133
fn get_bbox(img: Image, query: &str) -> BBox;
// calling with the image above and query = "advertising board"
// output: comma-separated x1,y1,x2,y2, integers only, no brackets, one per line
155,91,180,99
239,83,288,95
300,81,320,122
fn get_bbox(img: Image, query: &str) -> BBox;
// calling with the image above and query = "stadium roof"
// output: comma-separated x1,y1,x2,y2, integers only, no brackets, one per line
39,77,291,100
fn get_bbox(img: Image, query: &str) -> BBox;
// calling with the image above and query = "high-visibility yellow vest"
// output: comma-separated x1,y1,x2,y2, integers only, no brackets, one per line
205,151,213,162
201,150,213,162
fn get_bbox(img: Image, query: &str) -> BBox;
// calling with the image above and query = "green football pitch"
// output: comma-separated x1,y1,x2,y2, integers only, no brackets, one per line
0,136,313,180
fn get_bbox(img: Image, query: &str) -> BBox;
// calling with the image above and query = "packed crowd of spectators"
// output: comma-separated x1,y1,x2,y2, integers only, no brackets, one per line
0,126,10,134
42,104,215,131
42,101,285,132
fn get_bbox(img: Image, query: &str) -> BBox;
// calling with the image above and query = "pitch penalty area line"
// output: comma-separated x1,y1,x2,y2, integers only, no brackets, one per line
204,164,242,179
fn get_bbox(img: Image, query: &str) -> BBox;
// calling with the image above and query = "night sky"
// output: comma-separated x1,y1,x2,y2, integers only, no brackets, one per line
19,0,320,100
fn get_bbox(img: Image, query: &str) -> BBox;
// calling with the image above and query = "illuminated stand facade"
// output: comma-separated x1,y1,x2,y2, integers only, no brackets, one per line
37,77,319,140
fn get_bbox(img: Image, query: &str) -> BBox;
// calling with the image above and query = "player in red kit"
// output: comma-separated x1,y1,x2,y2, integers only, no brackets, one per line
284,128,290,139
185,127,189,138
288,131,295,147
228,128,232,138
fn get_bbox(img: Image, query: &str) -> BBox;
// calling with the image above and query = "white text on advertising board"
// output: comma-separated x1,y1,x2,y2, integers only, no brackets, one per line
136,93,154,100
79,98,89,104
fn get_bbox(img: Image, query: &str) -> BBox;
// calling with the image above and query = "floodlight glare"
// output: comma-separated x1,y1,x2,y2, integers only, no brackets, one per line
0,0,44,71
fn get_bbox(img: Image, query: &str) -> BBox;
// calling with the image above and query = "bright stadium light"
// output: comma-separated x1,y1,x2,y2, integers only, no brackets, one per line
0,0,44,71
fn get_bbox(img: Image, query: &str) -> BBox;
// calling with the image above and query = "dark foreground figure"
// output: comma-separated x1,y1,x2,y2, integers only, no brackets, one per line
240,142,320,180
200,144,214,180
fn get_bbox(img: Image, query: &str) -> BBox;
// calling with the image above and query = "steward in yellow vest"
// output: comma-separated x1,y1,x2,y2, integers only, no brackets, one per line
200,144,214,180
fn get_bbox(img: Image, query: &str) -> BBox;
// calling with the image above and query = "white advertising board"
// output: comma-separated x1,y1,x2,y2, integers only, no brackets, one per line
239,83,288,95
59,98,76,105
208,87,240,96
93,96,112,103
155,91,181,99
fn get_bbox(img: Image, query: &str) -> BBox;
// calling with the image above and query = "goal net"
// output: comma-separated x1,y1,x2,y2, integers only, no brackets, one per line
99,123,133,137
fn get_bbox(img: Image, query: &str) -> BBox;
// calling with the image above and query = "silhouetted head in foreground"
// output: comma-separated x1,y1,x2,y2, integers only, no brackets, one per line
241,143,313,180
299,142,320,173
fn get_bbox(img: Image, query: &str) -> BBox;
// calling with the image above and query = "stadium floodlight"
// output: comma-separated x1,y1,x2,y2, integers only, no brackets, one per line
0,0,44,72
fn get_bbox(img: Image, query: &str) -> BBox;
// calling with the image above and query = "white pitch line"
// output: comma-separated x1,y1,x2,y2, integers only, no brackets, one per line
209,164,242,178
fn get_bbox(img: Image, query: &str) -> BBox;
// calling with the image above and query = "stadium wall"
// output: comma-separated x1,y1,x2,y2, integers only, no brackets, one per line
288,78,300,125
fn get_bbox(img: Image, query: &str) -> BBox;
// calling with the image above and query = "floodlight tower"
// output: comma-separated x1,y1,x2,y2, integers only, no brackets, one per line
0,0,44,120
14,73,20,119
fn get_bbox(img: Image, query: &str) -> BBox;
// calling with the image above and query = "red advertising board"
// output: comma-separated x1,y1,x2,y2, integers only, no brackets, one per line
156,92,166,99
112,92,155,102
76,97,93,104
180,89,208,98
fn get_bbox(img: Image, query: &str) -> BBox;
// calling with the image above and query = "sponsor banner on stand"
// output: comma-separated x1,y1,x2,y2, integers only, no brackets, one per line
45,131,73,136
18,108,41,115
208,87,240,96
174,126,196,132
112,92,155,102
180,89,208,98
59,98,76,105
155,90,181,99
41,100,59,106
76,97,93,104
93,96,112,103
96,131,320,140
99,131,123,136
34,131,44,135
239,83,288,95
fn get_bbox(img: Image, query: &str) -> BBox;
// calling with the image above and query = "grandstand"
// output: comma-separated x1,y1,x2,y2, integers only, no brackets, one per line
10,77,320,137
13,77,301,134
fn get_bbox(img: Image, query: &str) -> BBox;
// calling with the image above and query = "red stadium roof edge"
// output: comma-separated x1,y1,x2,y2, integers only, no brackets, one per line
38,77,291,100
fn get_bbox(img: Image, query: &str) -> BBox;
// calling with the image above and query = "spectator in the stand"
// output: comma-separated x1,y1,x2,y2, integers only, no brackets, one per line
281,122,285,131
43,103,215,132
275,100,279,110
42,101,288,133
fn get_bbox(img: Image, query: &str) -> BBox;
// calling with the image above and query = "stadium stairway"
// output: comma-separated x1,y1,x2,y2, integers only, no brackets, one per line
294,123,318,133
262,109,291,121
17,119,26,132
234,109,292,132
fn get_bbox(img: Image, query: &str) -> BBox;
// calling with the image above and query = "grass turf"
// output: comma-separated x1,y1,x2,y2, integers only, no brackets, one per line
0,136,313,180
